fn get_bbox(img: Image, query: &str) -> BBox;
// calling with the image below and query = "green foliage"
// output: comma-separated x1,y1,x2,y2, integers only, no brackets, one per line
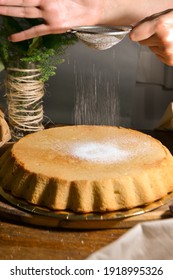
0,17,77,81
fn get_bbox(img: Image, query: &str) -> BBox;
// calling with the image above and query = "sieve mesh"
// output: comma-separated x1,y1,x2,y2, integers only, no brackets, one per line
70,26,132,50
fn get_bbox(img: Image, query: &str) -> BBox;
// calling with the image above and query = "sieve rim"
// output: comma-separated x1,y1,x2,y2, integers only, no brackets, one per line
70,25,132,36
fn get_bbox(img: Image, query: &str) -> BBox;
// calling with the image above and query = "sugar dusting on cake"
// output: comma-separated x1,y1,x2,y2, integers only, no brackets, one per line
53,132,162,164
70,141,131,163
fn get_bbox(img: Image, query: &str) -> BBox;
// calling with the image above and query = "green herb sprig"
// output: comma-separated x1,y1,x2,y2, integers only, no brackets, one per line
0,17,77,81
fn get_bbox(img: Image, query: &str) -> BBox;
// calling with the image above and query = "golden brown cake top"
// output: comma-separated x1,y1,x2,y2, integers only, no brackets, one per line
11,126,172,180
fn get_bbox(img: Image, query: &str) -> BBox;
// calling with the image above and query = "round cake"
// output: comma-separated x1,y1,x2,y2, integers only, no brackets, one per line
0,125,173,213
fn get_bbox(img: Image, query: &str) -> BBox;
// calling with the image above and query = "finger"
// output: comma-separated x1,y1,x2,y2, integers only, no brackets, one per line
130,11,173,42
8,24,66,42
130,21,157,41
9,25,51,42
148,45,173,66
146,47,171,65
138,35,163,47
0,0,40,6
149,44,173,59
0,6,42,17
155,53,173,66
149,46,165,56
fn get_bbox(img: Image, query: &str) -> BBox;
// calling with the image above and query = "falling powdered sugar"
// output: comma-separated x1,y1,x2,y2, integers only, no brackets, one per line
71,141,131,163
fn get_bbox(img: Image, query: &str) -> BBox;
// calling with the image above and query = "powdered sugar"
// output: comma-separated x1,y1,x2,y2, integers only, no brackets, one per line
71,141,130,163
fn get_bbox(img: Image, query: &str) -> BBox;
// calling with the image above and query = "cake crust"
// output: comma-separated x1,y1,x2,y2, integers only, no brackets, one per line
0,125,173,213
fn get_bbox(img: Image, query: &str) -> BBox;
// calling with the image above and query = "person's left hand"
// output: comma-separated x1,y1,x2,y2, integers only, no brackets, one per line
130,9,173,66
0,0,104,42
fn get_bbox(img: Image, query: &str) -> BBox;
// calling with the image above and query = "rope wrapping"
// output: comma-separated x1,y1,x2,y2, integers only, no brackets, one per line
5,67,45,141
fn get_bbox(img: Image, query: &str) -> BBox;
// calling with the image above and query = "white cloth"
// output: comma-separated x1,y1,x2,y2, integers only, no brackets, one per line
87,219,173,260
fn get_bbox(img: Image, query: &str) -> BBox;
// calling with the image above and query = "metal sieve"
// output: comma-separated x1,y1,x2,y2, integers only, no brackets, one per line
70,25,132,50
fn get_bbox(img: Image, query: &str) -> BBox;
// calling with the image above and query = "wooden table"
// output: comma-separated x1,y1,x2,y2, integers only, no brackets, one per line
0,130,173,260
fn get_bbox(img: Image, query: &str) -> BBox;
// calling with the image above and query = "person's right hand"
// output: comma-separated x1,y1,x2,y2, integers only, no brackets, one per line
130,9,173,66
0,0,104,42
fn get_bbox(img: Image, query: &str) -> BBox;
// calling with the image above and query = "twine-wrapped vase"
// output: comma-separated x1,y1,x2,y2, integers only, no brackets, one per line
5,62,44,141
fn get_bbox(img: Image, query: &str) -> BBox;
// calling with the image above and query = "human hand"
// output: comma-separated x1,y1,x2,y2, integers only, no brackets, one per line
130,9,173,66
0,0,104,42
